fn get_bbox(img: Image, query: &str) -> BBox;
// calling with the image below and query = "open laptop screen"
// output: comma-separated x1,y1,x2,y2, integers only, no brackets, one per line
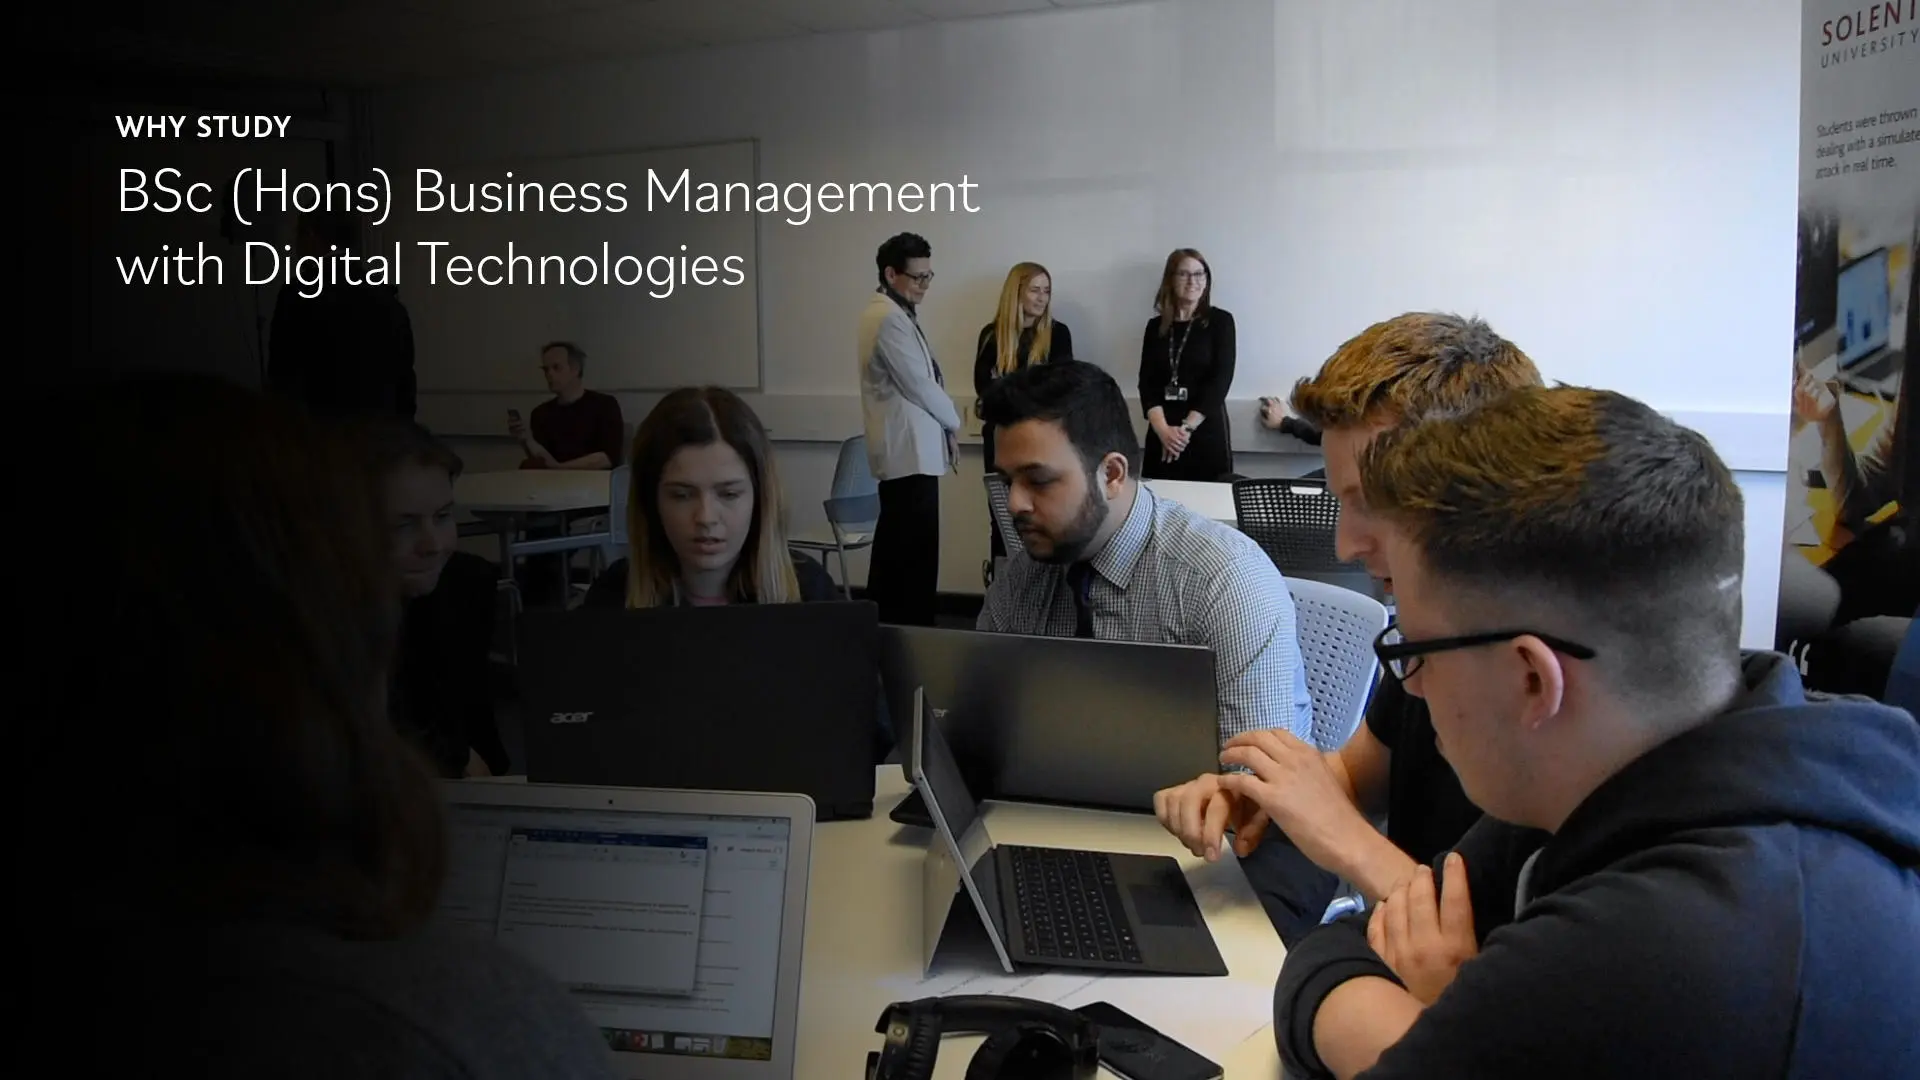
437,798,793,1064
1837,247,1891,368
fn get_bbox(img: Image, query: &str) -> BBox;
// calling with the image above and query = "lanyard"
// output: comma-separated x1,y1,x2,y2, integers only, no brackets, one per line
1168,321,1195,387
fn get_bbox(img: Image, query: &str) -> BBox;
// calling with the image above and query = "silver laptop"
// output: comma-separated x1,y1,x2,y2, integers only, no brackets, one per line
437,781,814,1080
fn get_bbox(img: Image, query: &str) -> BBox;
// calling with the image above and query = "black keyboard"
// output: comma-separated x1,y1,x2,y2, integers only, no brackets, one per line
1005,845,1143,965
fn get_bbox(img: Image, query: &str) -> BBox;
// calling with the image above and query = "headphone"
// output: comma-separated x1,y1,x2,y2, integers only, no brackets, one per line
865,995,1101,1080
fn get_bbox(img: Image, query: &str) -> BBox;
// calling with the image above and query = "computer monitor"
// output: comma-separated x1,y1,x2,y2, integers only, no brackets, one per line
437,781,814,1080
1837,247,1891,368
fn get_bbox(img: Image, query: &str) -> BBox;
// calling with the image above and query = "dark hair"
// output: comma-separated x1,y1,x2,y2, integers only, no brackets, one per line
978,359,1143,479
27,372,447,938
1362,385,1745,715
298,209,360,252
540,340,586,372
875,232,932,287
355,417,464,481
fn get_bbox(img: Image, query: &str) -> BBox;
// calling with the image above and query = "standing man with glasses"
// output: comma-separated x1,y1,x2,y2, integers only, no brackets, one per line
1271,386,1920,1079
859,232,961,626
1153,312,1544,941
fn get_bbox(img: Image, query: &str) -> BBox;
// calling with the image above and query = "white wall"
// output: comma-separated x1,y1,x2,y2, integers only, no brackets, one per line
381,0,1802,648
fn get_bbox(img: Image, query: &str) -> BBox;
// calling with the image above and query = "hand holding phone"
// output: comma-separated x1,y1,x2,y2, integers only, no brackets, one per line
1074,1002,1220,1080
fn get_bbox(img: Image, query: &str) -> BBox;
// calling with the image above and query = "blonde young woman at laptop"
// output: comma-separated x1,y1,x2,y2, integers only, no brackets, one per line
584,386,838,608
27,372,616,1078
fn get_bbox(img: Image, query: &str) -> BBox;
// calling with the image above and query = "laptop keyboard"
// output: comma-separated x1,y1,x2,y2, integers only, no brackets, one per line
1005,845,1143,965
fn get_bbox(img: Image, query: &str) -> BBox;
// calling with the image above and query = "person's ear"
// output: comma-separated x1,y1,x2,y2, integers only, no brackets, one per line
1101,451,1129,498
1512,636,1568,731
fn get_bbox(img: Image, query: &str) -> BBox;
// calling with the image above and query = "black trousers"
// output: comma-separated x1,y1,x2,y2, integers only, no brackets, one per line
870,473,941,626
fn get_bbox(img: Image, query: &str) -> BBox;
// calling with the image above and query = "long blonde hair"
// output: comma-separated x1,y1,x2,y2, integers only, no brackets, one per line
623,388,800,608
994,262,1055,376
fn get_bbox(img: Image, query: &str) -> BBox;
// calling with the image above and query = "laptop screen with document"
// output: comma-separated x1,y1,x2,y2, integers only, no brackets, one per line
437,782,813,1080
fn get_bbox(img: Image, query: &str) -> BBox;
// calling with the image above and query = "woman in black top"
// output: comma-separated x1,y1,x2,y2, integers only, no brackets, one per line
1139,248,1236,480
974,261,1074,560
974,262,1075,472
365,419,510,777
586,386,838,607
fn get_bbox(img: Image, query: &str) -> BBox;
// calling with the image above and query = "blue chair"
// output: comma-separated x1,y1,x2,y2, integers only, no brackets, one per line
790,436,879,600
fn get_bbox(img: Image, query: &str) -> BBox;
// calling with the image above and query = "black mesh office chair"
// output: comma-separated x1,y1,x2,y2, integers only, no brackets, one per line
1231,477,1383,600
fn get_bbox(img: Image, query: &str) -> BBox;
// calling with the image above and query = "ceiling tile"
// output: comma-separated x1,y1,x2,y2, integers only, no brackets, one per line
757,0,929,34
906,0,1052,19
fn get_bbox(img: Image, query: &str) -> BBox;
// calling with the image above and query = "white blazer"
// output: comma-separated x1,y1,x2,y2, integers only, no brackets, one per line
857,291,961,481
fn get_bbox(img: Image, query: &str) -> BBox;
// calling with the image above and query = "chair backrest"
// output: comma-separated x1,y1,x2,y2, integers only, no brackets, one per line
1232,477,1346,572
829,435,879,500
1288,577,1390,750
983,473,1025,554
607,463,631,547
825,435,881,531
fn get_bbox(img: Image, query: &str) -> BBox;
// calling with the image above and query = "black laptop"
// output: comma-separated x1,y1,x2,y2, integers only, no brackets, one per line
880,625,1221,826
911,688,1228,977
518,601,882,820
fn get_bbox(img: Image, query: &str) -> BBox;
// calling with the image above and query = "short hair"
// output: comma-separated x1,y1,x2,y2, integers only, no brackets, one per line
1361,385,1745,715
979,359,1143,479
27,371,446,938
354,417,464,481
875,232,932,287
540,340,586,372
1290,312,1542,430
298,209,360,252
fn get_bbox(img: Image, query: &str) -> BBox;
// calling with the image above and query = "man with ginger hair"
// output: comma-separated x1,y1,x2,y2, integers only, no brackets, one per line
1154,312,1543,940
1271,386,1920,1078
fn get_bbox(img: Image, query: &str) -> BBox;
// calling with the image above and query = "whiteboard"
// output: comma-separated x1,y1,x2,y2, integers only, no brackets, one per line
393,140,761,391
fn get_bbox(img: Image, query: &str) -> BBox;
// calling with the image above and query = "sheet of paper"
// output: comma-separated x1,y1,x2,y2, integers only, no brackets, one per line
876,966,1272,1063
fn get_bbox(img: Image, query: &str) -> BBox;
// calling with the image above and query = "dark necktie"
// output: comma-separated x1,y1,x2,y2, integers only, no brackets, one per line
1067,562,1096,639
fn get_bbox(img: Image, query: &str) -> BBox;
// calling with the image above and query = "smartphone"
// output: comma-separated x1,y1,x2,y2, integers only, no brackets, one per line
507,409,522,423
1074,1002,1220,1080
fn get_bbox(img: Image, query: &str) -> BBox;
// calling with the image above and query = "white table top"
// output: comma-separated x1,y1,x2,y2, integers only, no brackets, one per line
455,469,613,515
798,766,1286,1080
1142,479,1238,525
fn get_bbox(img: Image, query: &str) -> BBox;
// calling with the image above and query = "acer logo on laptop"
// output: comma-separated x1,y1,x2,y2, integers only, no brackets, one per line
548,711,593,725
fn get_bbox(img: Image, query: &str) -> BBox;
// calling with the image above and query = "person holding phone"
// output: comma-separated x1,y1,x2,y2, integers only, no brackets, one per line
511,341,625,470
1138,249,1236,481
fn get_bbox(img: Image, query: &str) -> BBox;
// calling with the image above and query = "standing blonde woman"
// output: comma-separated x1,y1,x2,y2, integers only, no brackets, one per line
974,262,1076,562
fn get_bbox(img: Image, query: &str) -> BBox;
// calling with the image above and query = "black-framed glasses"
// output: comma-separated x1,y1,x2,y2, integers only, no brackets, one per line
1373,622,1597,682
899,270,935,284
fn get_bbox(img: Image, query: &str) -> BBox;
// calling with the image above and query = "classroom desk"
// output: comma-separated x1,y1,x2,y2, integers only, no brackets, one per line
454,470,616,589
456,469,613,515
1142,479,1238,526
798,766,1286,1080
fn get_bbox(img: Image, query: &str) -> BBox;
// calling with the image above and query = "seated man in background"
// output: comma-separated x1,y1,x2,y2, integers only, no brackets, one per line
1157,312,1543,942
978,359,1314,745
1274,386,1920,1079
512,340,625,470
